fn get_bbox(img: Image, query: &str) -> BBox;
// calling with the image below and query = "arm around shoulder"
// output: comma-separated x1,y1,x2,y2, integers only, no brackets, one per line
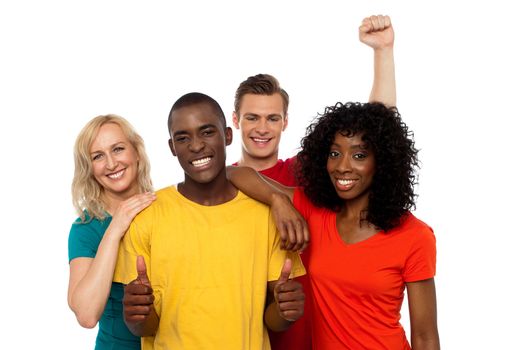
226,165,295,204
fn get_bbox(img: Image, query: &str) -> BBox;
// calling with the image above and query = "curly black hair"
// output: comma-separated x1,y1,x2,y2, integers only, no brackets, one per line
296,102,419,232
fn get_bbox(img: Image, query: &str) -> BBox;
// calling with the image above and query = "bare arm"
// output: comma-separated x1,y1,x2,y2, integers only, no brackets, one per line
226,165,295,204
407,278,440,350
360,15,396,107
67,193,155,328
227,166,309,251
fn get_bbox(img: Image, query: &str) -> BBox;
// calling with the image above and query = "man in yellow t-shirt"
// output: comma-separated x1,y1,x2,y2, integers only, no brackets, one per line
113,92,306,350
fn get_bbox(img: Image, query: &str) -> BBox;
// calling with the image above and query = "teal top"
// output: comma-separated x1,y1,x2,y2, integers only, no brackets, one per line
68,215,140,350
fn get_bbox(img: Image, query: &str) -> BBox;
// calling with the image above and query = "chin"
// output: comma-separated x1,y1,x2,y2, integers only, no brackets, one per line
250,149,275,159
188,171,218,184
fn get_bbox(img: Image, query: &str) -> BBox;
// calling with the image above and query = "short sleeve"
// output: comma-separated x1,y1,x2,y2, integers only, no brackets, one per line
403,226,437,282
113,218,152,285
267,210,306,282
68,218,107,262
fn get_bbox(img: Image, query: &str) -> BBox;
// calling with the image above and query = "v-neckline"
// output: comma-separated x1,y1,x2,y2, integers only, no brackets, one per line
333,214,382,247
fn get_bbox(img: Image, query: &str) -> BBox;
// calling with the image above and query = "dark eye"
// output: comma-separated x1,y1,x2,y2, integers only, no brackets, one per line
202,129,215,137
353,152,368,160
113,146,125,153
244,115,257,121
175,136,188,143
269,116,281,122
329,151,340,158
92,153,103,161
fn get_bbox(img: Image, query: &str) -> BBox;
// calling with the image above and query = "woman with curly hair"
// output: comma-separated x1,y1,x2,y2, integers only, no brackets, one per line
67,115,156,349
228,102,440,349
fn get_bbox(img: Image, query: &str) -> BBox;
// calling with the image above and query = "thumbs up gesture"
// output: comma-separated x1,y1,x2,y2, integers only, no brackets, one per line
123,256,155,328
273,259,305,322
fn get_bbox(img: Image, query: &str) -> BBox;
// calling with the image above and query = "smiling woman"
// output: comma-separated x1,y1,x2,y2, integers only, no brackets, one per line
227,101,440,349
67,115,156,350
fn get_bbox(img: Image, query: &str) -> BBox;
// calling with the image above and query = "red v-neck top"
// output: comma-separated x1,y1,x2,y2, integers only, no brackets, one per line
293,188,436,350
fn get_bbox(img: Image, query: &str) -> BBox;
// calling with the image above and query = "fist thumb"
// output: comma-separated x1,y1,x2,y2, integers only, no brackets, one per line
359,19,372,33
277,258,292,285
136,255,150,286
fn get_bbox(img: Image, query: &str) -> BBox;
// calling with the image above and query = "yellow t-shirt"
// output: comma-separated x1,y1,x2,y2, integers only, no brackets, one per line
114,185,305,350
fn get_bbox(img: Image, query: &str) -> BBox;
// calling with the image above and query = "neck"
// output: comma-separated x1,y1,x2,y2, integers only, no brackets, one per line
339,194,370,222
237,149,279,172
178,168,237,206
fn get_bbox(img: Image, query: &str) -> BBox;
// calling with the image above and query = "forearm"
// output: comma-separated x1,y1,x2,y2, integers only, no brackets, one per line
411,333,440,350
264,300,293,332
226,166,293,205
369,47,396,107
126,307,159,336
408,279,440,350
68,233,122,327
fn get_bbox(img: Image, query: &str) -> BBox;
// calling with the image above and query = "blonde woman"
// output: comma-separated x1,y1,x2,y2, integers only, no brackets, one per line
68,115,156,349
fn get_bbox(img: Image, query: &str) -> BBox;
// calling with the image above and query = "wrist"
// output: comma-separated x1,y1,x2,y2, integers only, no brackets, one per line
270,191,290,207
374,46,394,57
102,229,123,244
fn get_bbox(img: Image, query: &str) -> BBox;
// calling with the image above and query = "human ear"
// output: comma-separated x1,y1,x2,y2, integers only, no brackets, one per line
282,113,289,131
232,112,240,129
225,127,233,146
168,139,176,156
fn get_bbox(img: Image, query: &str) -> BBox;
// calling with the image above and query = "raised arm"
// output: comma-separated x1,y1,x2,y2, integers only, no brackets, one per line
67,192,155,328
227,166,309,251
360,15,396,107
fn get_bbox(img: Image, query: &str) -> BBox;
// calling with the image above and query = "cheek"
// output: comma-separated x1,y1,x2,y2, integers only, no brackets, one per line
91,162,102,177
241,123,253,135
272,124,284,135
123,150,139,164
360,162,376,180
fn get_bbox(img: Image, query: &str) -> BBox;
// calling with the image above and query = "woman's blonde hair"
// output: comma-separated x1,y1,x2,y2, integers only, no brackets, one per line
72,114,153,221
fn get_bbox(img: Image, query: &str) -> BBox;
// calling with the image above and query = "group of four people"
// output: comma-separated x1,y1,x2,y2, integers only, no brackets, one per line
67,15,440,350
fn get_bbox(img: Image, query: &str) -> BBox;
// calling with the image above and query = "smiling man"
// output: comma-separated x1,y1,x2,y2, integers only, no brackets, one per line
113,92,306,350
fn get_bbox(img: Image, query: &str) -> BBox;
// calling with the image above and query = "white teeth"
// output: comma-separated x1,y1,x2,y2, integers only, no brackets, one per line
108,169,125,179
253,138,269,143
192,157,211,167
337,179,355,186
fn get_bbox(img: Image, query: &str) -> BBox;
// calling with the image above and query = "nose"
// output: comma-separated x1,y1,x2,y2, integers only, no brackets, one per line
255,118,268,134
188,137,205,153
105,154,117,170
335,155,352,174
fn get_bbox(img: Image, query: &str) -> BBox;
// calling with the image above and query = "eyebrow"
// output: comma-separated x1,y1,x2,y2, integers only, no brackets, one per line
172,123,218,137
90,141,126,154
243,112,282,118
331,143,368,149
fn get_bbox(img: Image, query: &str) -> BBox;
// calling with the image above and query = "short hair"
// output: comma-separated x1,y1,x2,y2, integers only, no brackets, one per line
168,92,227,133
72,114,153,222
234,74,289,116
297,102,419,231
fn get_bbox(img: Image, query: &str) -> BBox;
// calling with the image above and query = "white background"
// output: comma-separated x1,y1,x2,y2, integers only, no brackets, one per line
1,1,503,349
